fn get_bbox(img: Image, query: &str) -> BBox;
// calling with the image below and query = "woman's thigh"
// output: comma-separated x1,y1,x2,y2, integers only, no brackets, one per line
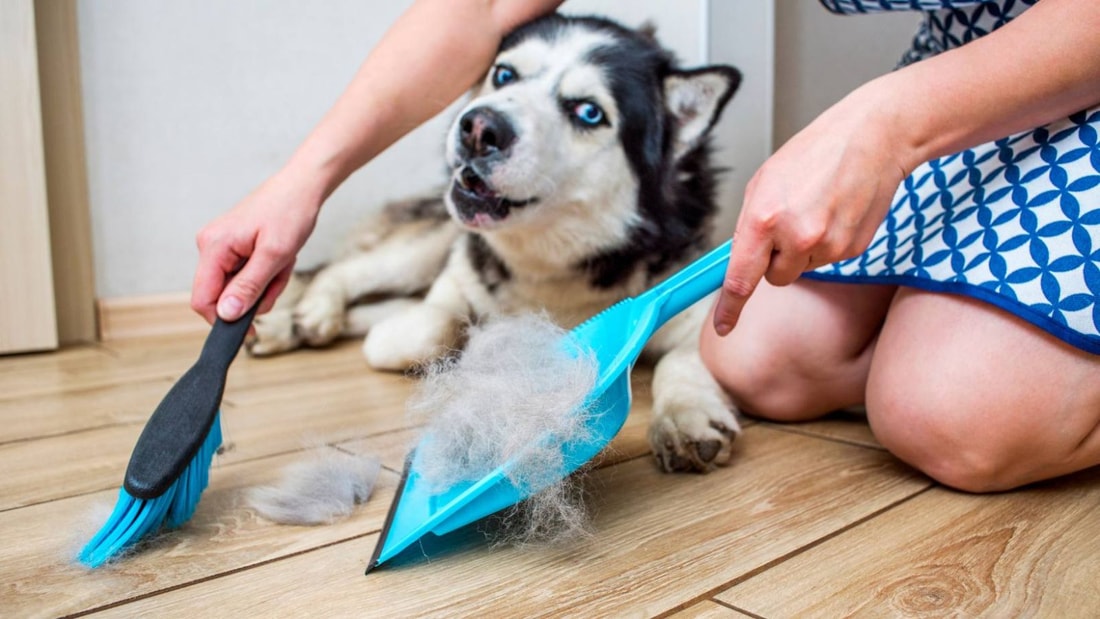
867,288,1100,492
700,278,896,421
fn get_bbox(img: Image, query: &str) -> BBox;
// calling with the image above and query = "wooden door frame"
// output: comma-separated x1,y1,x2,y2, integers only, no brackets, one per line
0,0,97,354
0,0,57,354
36,0,98,345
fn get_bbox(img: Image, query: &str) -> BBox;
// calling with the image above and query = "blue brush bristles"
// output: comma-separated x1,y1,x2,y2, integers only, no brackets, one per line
79,413,223,568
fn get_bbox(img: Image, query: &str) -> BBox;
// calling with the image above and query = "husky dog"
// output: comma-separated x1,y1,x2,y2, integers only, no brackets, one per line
250,14,742,473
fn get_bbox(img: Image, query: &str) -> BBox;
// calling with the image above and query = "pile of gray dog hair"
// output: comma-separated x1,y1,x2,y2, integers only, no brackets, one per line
250,312,598,545
408,312,598,545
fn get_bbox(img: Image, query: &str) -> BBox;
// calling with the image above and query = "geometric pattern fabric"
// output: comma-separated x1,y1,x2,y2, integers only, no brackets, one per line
807,0,1100,354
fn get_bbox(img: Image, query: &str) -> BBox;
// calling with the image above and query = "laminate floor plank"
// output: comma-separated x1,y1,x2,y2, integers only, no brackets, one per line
716,467,1100,618
0,378,174,444
757,409,881,450
0,345,157,402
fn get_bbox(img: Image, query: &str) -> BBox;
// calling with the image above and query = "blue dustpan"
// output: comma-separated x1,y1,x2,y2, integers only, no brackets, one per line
367,240,732,572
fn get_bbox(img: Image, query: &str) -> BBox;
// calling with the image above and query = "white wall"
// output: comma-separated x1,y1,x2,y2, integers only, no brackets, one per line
80,0,417,298
773,3,920,145
77,1,772,298
707,0,774,237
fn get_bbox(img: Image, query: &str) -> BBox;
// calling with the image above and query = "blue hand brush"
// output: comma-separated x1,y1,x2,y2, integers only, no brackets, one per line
79,304,258,567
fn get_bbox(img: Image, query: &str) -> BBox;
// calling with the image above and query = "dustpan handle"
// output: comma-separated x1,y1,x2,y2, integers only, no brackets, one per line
645,239,731,329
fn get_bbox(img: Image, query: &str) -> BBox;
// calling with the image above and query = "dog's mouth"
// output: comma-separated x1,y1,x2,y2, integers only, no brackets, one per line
449,166,538,228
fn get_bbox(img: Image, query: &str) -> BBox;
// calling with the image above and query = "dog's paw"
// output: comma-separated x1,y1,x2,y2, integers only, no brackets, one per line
246,309,300,357
293,292,346,346
362,304,461,371
648,404,741,473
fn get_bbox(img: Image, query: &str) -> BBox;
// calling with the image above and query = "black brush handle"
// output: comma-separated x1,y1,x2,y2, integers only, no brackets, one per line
123,304,259,499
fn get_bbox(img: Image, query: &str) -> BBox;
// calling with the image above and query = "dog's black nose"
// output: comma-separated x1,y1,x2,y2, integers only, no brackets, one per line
459,107,516,158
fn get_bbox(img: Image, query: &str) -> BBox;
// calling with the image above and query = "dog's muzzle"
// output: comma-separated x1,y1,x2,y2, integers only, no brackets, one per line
449,107,537,227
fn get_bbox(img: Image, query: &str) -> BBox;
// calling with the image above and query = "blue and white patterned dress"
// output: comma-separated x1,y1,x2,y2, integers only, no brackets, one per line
806,0,1100,354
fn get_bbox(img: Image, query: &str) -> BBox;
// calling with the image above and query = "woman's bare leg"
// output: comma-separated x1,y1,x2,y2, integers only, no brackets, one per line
699,279,896,421
866,289,1100,493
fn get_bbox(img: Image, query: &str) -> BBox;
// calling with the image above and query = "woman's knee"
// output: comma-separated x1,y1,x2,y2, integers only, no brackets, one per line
868,380,1100,493
699,279,892,422
866,390,1019,493
700,323,858,422
867,289,1100,493
700,327,795,420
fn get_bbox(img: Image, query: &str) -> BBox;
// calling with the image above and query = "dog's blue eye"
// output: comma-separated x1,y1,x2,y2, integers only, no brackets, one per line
573,101,605,126
492,65,517,88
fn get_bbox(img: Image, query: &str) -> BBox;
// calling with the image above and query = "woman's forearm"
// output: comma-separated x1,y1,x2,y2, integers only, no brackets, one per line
866,0,1100,173
281,0,562,204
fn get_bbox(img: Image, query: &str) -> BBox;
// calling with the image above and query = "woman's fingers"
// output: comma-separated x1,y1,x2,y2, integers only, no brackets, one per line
191,227,246,324
259,261,296,315
191,258,227,325
713,227,773,336
764,247,813,287
217,243,290,321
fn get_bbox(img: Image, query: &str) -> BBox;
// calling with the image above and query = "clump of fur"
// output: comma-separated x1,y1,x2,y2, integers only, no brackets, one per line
408,313,598,544
494,477,592,546
248,448,380,526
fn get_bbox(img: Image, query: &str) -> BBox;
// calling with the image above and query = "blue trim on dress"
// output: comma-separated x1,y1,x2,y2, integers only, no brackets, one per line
800,271,1100,354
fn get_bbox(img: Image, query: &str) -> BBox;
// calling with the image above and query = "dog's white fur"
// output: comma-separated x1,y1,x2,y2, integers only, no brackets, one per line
250,18,741,473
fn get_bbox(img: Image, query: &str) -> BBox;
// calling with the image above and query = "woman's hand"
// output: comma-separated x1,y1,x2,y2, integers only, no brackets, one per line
190,168,322,324
712,82,911,336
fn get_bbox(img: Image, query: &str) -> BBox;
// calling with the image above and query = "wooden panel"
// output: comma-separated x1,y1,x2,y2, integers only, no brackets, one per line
758,409,882,451
0,344,124,401
35,0,97,344
717,468,1100,617
0,0,58,354
669,600,750,618
90,427,929,617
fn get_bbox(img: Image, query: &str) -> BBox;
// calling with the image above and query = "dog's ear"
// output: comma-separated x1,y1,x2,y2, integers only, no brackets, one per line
663,66,741,157
636,20,658,43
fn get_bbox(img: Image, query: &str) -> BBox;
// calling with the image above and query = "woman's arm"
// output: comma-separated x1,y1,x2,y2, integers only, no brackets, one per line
288,0,565,202
712,0,1100,336
192,0,563,323
886,0,1100,171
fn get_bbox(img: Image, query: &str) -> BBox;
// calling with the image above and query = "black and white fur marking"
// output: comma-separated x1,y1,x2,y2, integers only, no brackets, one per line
249,14,743,473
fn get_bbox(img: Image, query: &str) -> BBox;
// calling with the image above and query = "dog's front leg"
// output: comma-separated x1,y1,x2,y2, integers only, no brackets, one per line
295,222,456,347
646,307,742,473
649,345,742,472
362,263,470,371
247,273,309,356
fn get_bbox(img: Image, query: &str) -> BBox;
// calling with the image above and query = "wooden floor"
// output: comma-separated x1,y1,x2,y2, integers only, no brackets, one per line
3,333,1099,618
